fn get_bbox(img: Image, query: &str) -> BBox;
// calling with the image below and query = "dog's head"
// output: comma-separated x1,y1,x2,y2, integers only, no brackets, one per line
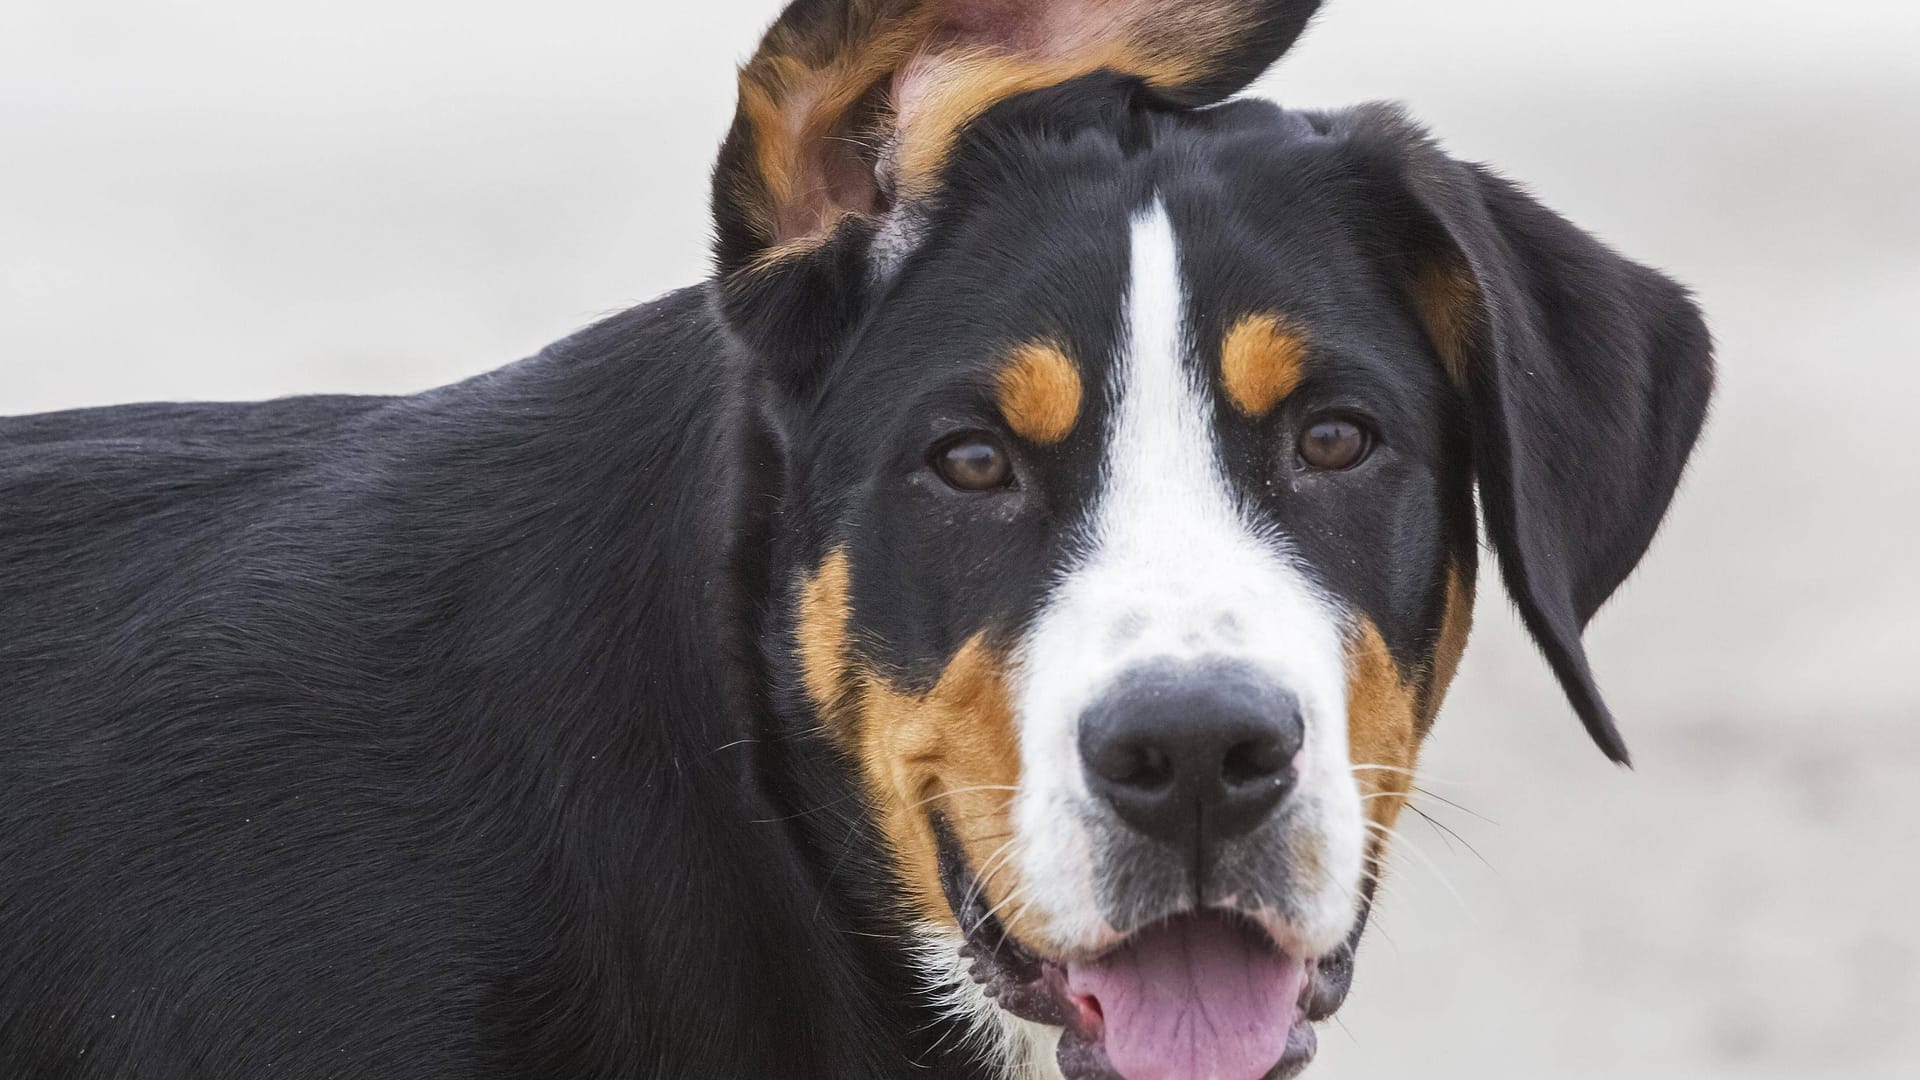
713,3,1712,1077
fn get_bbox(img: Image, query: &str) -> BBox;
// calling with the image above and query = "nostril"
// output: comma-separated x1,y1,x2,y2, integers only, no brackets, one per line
1129,744,1173,789
1097,740,1175,791
1221,736,1289,788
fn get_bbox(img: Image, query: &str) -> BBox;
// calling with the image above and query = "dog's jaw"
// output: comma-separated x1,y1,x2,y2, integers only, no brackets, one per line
913,924,1066,1080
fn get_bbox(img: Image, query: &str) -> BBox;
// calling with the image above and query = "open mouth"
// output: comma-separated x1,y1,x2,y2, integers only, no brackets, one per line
935,819,1320,1080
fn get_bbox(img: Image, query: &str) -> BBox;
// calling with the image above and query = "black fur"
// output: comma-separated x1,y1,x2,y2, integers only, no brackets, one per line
2,296,957,1077
1,35,1709,1080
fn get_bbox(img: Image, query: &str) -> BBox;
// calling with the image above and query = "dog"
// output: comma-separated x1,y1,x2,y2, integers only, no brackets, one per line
0,2,1713,1077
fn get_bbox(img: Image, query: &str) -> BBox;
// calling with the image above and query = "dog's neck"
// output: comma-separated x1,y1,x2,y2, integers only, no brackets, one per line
466,287,1000,1078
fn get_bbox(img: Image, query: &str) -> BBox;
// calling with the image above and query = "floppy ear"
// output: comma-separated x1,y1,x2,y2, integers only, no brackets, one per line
710,0,1323,391
1354,107,1714,764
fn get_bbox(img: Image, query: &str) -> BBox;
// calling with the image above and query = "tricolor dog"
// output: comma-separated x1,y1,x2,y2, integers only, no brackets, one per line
0,1,1713,1077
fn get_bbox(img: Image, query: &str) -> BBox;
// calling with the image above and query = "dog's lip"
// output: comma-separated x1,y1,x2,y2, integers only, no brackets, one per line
931,815,1325,1080
956,910,1321,1080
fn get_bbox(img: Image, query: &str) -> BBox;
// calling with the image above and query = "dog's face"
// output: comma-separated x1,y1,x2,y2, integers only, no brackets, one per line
778,101,1473,1076
712,3,1711,1077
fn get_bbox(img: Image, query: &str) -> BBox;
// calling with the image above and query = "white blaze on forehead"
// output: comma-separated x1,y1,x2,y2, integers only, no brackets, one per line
1008,199,1362,955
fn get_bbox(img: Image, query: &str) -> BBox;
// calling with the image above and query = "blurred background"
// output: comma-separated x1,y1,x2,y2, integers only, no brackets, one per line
3,1,1916,1076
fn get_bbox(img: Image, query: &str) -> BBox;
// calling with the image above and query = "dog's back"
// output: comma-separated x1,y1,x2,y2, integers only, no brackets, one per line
0,292,925,1079
1,390,481,1073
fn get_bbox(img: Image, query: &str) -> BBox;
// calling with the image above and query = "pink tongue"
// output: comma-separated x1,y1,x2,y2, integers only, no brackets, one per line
1065,914,1305,1080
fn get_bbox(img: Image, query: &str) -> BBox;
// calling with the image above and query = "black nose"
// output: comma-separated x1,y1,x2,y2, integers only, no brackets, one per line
1079,666,1304,853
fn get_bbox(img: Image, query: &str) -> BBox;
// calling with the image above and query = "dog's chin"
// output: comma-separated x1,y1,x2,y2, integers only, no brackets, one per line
935,824,1334,1080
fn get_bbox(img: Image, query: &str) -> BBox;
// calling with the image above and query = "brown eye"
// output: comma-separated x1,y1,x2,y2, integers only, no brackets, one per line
1299,416,1374,471
934,435,1014,491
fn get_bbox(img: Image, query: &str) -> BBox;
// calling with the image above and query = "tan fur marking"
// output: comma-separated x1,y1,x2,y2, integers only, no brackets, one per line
890,39,1201,203
795,549,855,737
996,341,1083,444
1346,616,1419,836
730,0,1268,263
1219,313,1309,417
1351,568,1476,881
1411,257,1481,386
1417,566,1475,734
792,547,1030,936
854,635,1026,932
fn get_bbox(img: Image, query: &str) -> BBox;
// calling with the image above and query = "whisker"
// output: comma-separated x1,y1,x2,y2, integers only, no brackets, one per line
1349,762,1419,777
963,837,1016,897
981,881,1030,930
993,889,1042,954
1365,820,1476,924
1350,763,1464,788
1406,803,1497,875
1408,803,1460,857
1345,864,1402,912
900,784,1020,814
1332,1013,1359,1044
1413,785,1498,825
972,844,1021,900
962,834,1025,918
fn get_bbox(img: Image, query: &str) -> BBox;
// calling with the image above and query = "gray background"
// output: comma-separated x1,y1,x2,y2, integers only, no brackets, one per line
4,1,1916,1076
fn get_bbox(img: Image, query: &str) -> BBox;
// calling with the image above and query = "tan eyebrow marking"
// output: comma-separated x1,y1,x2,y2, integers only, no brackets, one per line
995,341,1084,445
1220,313,1310,417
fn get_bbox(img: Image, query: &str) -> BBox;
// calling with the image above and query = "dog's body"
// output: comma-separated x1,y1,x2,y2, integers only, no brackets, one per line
1,2,1713,1078
0,295,946,1078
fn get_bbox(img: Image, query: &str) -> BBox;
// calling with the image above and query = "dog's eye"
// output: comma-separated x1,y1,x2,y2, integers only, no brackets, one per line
1298,416,1374,471
933,435,1014,492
